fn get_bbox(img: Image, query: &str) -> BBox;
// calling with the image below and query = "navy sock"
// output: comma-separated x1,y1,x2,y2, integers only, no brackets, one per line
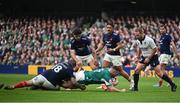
162,74,175,86
134,73,139,89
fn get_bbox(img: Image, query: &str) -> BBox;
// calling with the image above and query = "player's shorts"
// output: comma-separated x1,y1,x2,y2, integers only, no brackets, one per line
103,53,122,66
139,54,159,67
31,74,59,90
159,54,171,64
76,54,94,65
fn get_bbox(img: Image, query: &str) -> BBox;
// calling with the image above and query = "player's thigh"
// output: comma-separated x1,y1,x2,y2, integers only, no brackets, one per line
154,65,163,77
135,63,145,73
103,53,111,67
31,74,46,86
86,55,97,69
111,55,122,67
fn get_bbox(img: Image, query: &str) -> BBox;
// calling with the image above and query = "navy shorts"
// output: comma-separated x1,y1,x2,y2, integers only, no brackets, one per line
139,55,159,67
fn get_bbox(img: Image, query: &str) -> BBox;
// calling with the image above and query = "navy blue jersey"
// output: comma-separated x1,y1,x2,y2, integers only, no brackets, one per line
159,33,172,55
103,32,121,55
41,62,74,86
70,36,92,56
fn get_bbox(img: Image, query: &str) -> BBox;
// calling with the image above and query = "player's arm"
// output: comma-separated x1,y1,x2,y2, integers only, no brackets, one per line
95,40,105,54
70,49,82,70
106,86,126,92
114,41,125,51
170,40,178,57
91,46,97,59
133,41,141,61
70,49,78,62
136,47,141,59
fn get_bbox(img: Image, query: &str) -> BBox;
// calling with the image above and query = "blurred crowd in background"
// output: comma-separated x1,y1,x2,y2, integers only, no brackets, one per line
0,16,180,67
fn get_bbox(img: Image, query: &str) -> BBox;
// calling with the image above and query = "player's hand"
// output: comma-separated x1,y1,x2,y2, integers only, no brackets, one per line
174,53,180,58
76,60,82,68
95,50,100,55
134,56,139,63
94,59,99,67
144,58,150,64
107,48,115,53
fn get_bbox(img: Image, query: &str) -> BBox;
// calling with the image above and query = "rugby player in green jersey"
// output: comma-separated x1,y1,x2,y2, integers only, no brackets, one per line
63,67,126,92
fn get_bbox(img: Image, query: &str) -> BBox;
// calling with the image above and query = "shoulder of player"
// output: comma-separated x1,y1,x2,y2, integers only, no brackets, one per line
112,32,118,36
145,36,154,42
70,38,76,43
166,33,172,38
81,35,90,41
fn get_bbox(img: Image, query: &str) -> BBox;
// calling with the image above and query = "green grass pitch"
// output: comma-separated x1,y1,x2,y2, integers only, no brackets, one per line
0,74,179,102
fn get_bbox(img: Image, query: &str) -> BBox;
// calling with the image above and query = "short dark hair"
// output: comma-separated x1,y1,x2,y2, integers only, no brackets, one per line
135,27,144,33
72,28,82,36
107,22,114,28
160,24,165,28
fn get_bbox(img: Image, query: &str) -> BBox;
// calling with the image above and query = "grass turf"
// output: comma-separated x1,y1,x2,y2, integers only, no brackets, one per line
0,74,179,102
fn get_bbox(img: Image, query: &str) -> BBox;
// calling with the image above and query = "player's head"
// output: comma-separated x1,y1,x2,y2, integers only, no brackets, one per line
72,28,82,40
159,25,166,34
134,27,144,40
106,22,114,34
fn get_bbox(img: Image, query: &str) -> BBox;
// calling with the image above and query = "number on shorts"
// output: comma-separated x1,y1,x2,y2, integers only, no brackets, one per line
53,66,63,73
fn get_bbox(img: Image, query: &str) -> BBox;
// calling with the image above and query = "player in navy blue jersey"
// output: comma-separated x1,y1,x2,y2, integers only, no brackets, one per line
70,28,97,70
154,25,178,87
3,60,85,90
95,23,133,89
131,27,177,92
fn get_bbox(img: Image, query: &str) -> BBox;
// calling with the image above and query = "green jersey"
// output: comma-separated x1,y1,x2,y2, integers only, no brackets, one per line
79,69,113,86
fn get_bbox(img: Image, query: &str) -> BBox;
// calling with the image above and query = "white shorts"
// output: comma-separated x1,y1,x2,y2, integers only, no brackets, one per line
73,71,85,82
159,54,171,64
103,53,122,66
76,54,94,65
32,75,59,90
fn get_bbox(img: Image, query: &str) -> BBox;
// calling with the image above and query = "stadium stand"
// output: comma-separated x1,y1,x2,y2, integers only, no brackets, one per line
0,16,179,67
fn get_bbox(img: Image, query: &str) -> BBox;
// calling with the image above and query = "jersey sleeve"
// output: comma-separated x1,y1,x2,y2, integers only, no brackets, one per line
68,68,75,78
70,40,75,50
168,35,172,42
115,35,121,43
86,37,91,46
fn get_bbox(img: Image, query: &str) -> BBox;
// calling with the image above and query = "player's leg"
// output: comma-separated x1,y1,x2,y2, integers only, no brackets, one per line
102,60,110,68
144,65,151,77
156,54,171,87
87,54,97,70
154,65,177,92
115,66,131,82
131,62,145,91
111,55,133,87
4,80,33,90
75,56,83,70
102,53,113,68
